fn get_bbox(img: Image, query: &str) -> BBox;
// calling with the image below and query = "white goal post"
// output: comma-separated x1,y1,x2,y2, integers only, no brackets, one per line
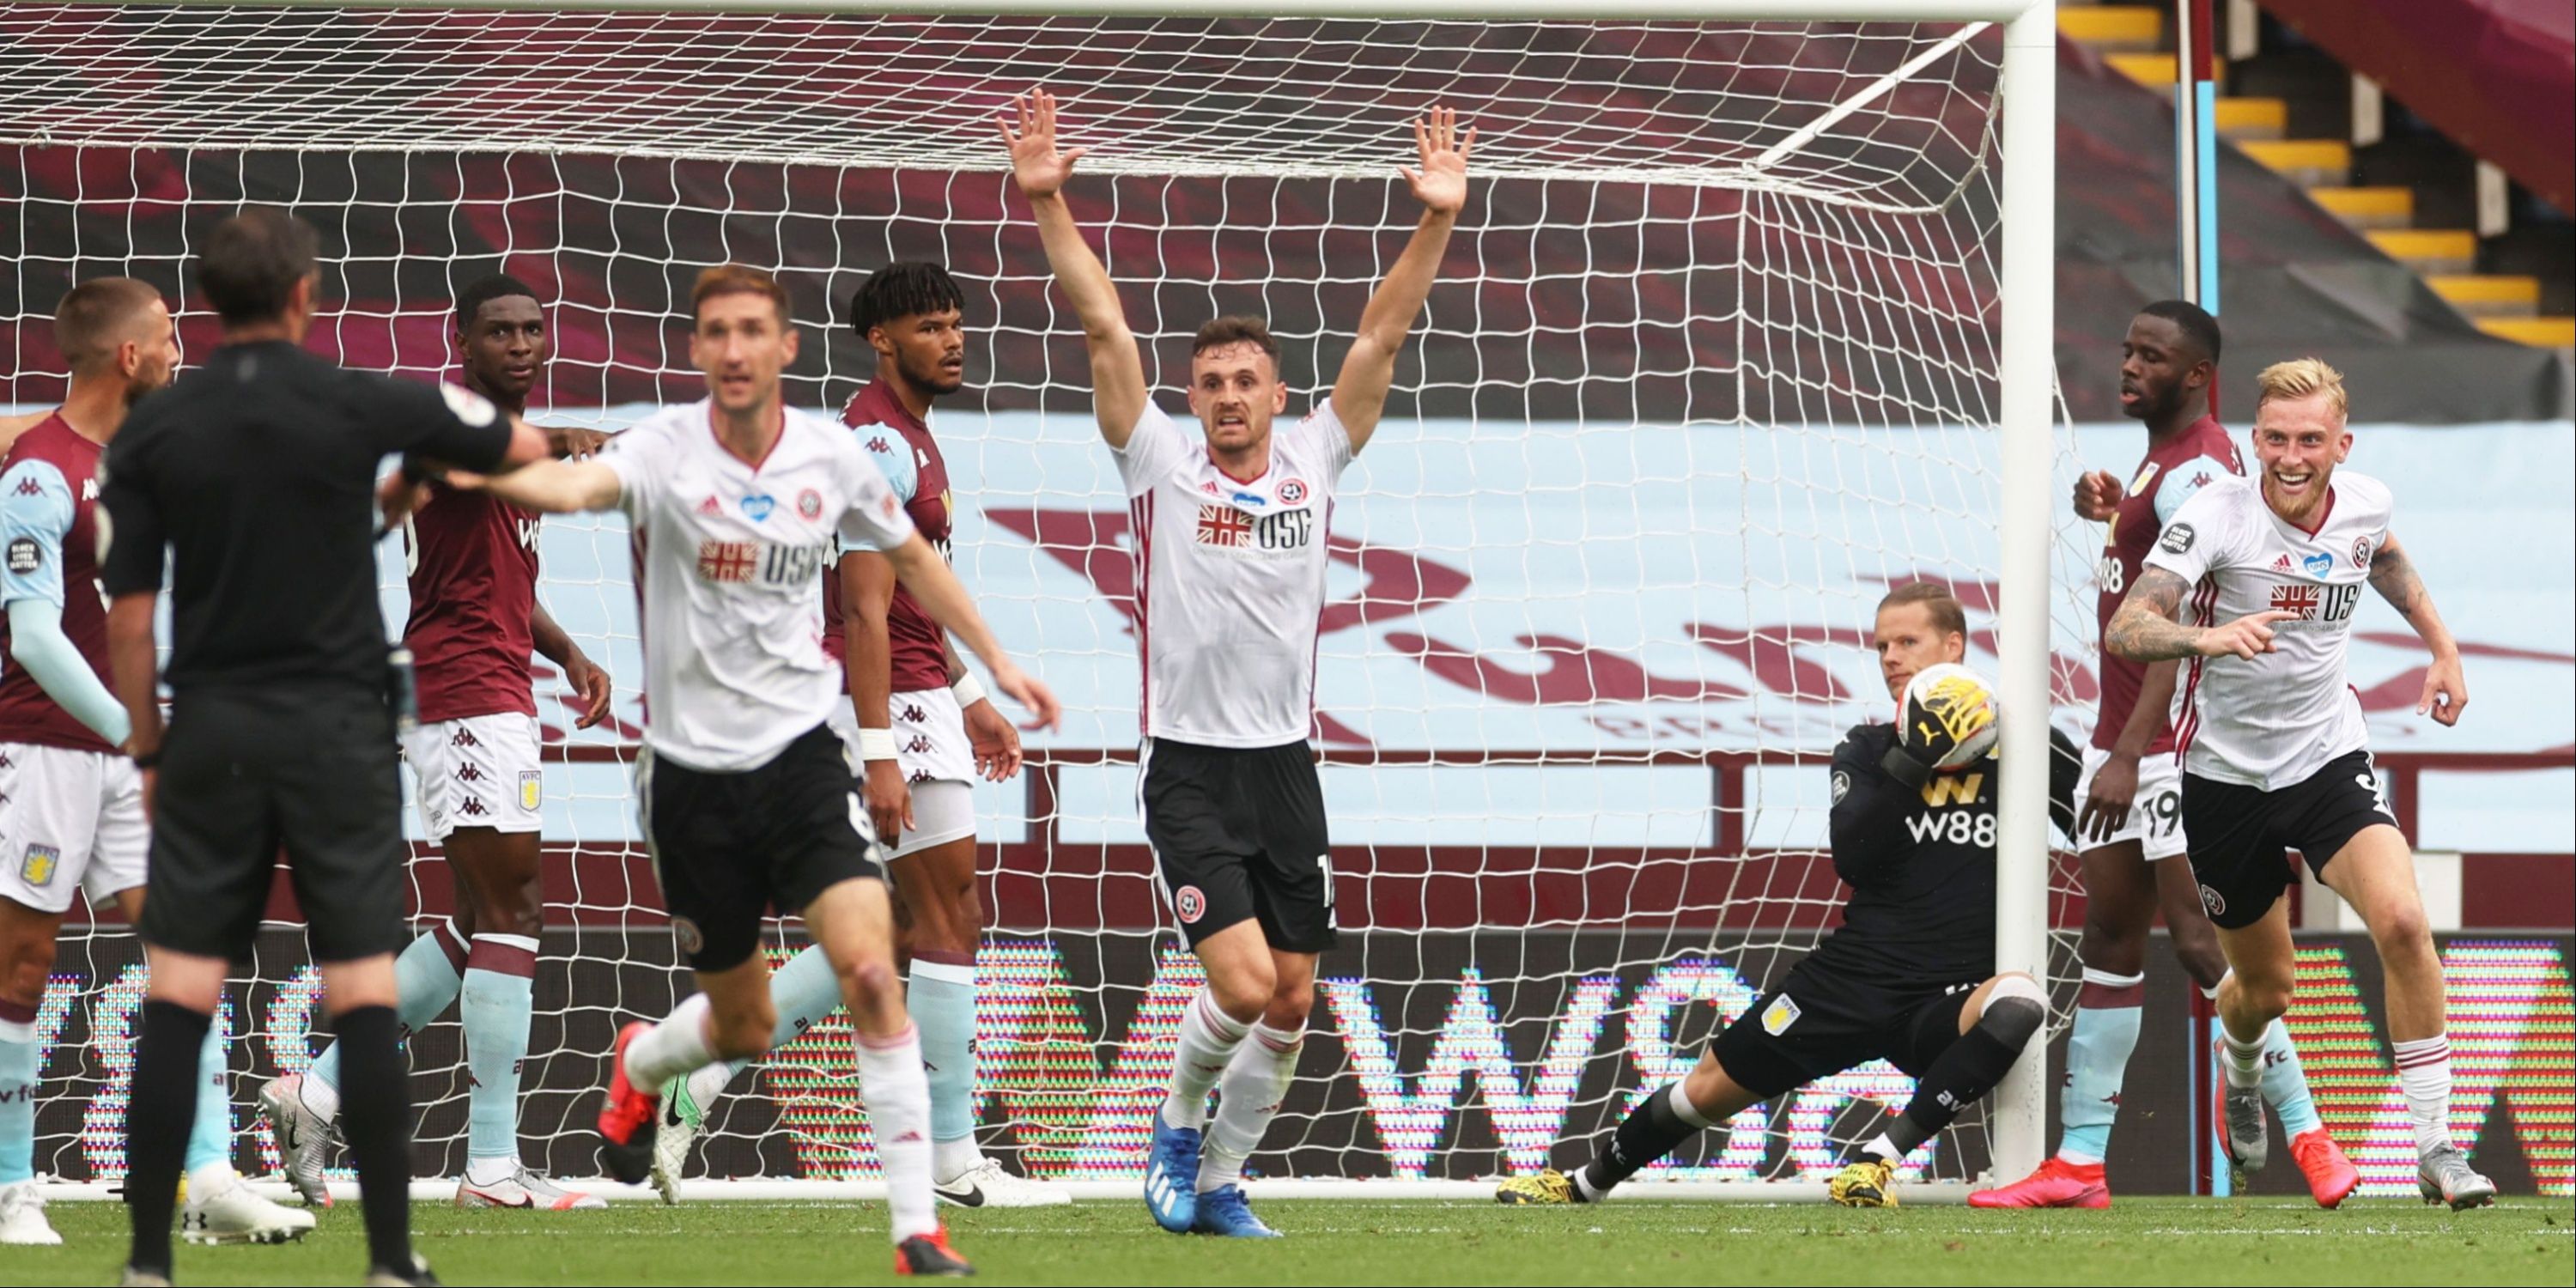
3,0,2067,1199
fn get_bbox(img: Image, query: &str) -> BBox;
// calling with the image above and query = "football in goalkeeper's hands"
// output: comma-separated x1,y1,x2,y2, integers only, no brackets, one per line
1899,662,1999,774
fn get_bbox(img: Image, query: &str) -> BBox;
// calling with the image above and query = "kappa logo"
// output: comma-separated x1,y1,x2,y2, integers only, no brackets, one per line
455,763,485,782
458,798,489,817
867,437,890,454
18,843,59,888
11,477,39,497
451,728,483,749
1173,884,1206,924
905,736,933,755
901,704,926,723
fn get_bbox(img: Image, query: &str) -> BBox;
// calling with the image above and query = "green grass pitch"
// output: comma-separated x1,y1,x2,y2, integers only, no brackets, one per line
9,1197,2570,1285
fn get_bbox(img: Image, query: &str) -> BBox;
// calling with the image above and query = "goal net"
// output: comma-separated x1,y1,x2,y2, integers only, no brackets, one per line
0,3,2093,1194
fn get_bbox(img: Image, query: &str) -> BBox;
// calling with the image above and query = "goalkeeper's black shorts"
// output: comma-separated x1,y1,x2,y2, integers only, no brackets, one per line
1710,957,1981,1099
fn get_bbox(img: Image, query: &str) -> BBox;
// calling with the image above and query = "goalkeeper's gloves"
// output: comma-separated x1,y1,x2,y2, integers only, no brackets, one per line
1882,662,1999,788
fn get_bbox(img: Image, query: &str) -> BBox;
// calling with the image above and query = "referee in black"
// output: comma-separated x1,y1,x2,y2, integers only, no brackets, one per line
100,209,547,1286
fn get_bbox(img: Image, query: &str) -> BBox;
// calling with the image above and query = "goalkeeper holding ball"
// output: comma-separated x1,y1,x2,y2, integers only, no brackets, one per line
1498,582,2079,1207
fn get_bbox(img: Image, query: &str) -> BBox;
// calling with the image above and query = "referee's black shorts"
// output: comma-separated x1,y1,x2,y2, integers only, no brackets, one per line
139,686,410,964
639,724,887,974
1141,737,1337,954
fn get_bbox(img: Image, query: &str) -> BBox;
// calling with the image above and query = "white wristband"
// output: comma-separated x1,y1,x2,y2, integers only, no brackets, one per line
951,671,989,708
856,726,899,762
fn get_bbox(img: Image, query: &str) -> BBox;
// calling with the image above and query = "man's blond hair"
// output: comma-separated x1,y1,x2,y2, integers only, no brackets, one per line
2254,356,2347,422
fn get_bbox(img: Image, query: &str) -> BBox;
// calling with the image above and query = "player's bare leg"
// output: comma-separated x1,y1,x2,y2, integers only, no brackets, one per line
0,896,64,1245
2317,825,2494,1208
438,828,598,1211
2148,851,2353,1205
1149,920,1306,1237
2209,898,2295,1182
801,877,969,1273
885,833,1067,1208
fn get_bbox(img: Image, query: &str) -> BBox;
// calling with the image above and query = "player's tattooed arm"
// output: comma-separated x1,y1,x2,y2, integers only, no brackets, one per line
2104,568,2197,660
2107,567,2294,662
2369,531,2467,725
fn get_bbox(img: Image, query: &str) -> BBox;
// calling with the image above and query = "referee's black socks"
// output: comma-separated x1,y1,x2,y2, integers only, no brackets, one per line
123,999,210,1277
1853,991,2047,1165
1582,1081,1716,1200
333,1004,417,1275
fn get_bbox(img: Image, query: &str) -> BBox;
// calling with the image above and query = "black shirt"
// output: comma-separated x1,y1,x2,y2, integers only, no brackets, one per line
100,340,512,694
1810,720,2081,989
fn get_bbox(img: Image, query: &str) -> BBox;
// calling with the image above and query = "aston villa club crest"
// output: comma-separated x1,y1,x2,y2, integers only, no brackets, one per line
519,770,543,812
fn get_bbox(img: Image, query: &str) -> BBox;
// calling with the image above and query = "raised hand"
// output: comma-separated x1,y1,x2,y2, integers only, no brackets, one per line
1398,105,1473,216
1000,88,1087,200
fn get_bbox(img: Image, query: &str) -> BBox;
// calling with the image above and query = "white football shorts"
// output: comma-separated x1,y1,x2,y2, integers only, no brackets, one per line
0,743,147,914
2075,745,2187,861
828,687,976,859
404,712,544,842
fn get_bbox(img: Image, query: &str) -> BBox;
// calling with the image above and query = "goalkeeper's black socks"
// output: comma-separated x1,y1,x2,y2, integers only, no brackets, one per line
123,1000,211,1278
334,1004,416,1275
1850,993,2047,1165
1582,1081,1714,1200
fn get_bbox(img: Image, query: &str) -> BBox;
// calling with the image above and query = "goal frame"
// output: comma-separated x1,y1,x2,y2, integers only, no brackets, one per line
47,0,2060,1200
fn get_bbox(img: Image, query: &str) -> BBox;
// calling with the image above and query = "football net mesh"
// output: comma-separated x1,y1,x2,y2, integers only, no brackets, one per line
0,5,2096,1189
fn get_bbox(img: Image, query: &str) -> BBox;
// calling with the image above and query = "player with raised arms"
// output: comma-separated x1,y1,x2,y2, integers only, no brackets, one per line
1497,583,2079,1208
2107,358,2494,1209
1974,302,2352,1208
1003,88,1469,1238
259,274,617,1212
456,264,1060,1274
648,262,1069,1208
0,279,311,1248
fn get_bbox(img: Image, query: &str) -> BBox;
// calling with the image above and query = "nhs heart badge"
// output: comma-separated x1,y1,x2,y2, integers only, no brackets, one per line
2302,552,2335,578
740,494,776,522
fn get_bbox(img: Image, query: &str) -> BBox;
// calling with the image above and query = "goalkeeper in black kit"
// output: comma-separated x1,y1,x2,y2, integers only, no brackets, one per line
1498,582,2080,1207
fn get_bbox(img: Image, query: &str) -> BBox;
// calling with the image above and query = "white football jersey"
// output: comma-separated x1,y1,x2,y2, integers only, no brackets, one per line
2144,471,2391,790
1115,398,1354,748
601,400,915,772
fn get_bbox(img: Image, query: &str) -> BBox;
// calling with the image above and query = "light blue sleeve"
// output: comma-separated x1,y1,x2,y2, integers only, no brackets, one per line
2154,453,2239,526
4,598,128,745
853,423,919,505
0,459,74,610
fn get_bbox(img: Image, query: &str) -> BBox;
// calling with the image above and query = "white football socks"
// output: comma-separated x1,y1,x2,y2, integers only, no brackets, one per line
1198,1021,1302,1194
1162,990,1250,1133
854,1024,939,1244
624,994,714,1097
2392,1034,2456,1155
